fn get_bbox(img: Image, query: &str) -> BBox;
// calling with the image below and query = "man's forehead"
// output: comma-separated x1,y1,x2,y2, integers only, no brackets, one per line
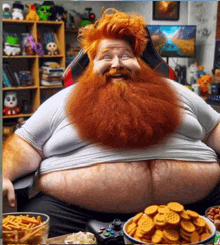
98,39,133,53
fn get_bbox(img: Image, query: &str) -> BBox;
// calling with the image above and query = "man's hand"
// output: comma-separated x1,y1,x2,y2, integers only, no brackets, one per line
3,178,16,207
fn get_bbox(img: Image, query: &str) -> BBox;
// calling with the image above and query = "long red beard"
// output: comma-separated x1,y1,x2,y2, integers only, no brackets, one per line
66,58,181,149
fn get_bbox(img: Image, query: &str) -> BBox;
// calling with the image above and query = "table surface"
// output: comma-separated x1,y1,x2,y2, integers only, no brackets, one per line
47,234,71,244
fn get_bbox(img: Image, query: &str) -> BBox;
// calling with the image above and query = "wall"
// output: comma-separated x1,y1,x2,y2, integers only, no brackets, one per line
7,1,218,82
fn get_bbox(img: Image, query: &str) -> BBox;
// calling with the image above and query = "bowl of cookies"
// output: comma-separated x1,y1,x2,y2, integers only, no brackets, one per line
2,212,50,244
123,202,216,244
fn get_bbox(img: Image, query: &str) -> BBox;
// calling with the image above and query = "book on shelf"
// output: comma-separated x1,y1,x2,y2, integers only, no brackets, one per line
2,70,11,87
3,63,19,87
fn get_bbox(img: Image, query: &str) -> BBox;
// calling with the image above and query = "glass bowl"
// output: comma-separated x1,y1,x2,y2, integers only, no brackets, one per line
2,212,50,244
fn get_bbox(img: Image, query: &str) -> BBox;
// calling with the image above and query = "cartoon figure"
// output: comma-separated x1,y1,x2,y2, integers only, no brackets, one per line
198,65,206,78
46,42,58,55
37,5,52,21
3,91,19,116
25,4,39,21
4,36,21,56
196,74,212,98
12,1,24,20
2,3,12,19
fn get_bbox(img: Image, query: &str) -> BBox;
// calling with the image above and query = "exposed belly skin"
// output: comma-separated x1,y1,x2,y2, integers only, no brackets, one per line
37,160,220,213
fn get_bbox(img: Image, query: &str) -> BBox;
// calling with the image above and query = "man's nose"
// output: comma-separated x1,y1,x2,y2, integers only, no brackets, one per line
111,56,122,69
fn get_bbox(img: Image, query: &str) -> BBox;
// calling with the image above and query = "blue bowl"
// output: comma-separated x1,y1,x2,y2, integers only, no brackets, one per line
123,215,216,244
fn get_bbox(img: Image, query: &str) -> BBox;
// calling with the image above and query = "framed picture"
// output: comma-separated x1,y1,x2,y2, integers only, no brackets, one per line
153,1,180,21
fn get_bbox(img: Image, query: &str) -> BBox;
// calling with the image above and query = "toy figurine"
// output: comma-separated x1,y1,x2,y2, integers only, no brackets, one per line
198,65,206,78
37,1,54,21
46,42,58,55
196,74,212,98
12,1,24,20
3,91,19,116
4,36,21,56
2,3,12,19
25,4,39,21
50,5,65,21
188,61,198,85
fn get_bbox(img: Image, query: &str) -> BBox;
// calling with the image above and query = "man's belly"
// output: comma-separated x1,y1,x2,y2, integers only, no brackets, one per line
37,160,220,213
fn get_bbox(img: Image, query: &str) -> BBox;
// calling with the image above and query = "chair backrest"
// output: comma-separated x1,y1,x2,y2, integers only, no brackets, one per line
62,26,177,87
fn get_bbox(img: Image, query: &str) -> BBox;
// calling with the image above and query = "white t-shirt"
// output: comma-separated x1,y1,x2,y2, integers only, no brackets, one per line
15,79,220,175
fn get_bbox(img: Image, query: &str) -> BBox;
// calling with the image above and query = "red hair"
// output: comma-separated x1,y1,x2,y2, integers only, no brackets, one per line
78,8,148,60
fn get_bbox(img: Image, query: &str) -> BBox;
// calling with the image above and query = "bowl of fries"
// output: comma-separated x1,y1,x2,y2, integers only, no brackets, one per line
2,212,50,244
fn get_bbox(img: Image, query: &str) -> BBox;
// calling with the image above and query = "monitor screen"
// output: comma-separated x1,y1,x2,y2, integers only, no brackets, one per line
147,25,196,58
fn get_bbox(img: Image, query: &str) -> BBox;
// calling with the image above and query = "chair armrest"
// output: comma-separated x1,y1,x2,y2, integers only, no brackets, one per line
13,172,37,211
13,172,37,191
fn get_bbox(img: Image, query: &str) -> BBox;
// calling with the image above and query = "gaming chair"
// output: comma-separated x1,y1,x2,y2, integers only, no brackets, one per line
62,26,177,87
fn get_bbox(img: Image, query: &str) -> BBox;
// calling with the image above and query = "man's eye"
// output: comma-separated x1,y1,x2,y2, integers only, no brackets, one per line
121,54,129,59
102,55,111,60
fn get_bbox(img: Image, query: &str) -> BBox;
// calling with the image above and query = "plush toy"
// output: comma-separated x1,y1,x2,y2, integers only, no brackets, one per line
46,42,58,55
12,1,24,20
196,74,212,98
25,4,39,21
3,91,19,116
2,3,12,19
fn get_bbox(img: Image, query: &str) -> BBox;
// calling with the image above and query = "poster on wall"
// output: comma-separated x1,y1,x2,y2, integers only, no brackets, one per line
153,1,180,21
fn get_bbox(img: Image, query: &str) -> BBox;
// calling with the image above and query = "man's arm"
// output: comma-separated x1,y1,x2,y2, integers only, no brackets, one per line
205,122,220,157
3,133,42,207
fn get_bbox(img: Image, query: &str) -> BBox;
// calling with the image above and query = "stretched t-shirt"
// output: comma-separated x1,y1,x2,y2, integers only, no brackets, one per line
15,79,220,175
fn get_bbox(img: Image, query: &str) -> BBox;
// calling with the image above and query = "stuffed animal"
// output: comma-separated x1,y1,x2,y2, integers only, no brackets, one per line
196,74,212,98
2,3,12,19
25,4,39,21
37,1,54,21
12,1,24,20
46,42,58,55
3,91,19,116
50,5,65,21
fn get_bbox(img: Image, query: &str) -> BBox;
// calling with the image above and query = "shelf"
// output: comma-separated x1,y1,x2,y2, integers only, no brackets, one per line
3,86,38,90
3,55,37,58
3,113,33,119
3,19,65,124
3,19,64,24
40,85,63,89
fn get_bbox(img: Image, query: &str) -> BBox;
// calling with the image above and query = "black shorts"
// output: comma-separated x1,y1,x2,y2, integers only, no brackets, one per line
21,181,220,238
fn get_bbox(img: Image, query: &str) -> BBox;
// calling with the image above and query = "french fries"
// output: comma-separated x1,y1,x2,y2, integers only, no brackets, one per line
2,214,49,244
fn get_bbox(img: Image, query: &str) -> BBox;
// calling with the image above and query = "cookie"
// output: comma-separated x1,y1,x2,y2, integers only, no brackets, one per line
165,211,180,225
168,202,184,213
154,213,167,227
193,217,206,228
190,231,200,243
186,210,199,219
144,205,158,216
132,212,143,224
200,232,211,241
180,220,196,233
158,205,170,214
180,210,191,220
126,222,136,234
152,229,163,244
163,229,179,242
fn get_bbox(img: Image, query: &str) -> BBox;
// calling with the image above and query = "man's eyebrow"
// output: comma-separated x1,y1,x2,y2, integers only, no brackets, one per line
98,47,133,57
